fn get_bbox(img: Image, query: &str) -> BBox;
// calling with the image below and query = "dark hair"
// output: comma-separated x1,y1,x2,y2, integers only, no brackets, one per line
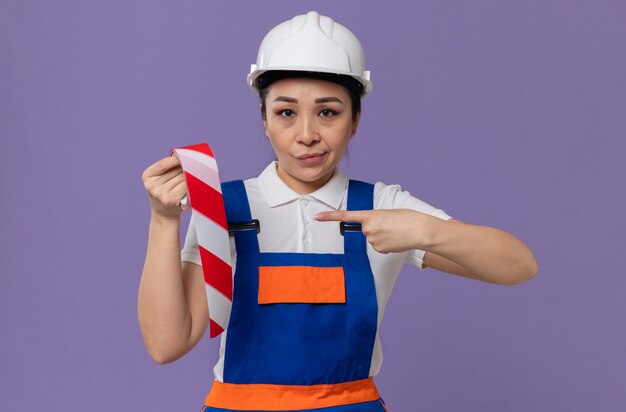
258,71,362,121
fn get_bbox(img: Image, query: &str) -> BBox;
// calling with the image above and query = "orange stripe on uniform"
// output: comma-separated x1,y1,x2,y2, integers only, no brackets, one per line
204,377,380,410
258,266,345,304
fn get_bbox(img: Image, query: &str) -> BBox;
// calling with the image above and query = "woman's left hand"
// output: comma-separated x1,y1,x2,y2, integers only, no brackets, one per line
314,209,434,254
316,208,539,285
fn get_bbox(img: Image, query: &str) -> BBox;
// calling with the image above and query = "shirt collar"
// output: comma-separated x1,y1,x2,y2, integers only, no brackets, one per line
257,161,348,210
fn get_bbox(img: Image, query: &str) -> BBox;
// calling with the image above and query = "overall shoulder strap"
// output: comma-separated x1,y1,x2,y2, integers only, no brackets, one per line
221,180,259,254
344,179,374,253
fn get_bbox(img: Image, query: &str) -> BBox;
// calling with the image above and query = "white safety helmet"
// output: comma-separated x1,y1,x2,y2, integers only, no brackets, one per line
248,11,372,98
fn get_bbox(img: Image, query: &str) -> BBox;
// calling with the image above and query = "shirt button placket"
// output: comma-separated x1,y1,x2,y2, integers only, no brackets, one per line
301,197,310,250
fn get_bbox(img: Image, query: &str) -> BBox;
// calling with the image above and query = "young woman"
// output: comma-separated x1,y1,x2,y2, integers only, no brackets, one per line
138,11,538,411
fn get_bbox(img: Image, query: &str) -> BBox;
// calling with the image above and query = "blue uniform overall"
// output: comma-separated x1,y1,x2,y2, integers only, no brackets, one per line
203,179,388,411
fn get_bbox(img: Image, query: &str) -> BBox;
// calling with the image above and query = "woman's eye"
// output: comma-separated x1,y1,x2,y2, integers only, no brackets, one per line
319,109,336,117
279,109,294,117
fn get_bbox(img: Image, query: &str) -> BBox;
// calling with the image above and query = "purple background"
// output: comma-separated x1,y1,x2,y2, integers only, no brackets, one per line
2,1,625,411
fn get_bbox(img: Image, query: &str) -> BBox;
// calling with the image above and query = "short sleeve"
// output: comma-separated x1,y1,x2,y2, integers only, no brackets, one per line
373,182,452,270
180,213,202,266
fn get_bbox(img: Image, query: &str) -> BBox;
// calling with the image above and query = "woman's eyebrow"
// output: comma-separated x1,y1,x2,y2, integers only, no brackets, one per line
315,97,343,104
273,96,298,103
272,96,344,104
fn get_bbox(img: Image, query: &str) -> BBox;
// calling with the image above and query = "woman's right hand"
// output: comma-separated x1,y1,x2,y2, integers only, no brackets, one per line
141,155,188,221
139,155,208,363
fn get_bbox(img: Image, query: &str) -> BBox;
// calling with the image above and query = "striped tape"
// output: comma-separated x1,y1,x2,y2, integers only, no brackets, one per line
170,143,232,338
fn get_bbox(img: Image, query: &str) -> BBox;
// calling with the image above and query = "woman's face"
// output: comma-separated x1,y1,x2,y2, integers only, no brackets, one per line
262,77,359,195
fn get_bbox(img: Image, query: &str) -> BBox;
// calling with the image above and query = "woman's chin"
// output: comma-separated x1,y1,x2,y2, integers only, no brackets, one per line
295,166,334,182
281,168,334,193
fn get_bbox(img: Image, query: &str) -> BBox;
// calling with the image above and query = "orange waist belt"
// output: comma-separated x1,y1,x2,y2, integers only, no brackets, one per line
204,377,380,410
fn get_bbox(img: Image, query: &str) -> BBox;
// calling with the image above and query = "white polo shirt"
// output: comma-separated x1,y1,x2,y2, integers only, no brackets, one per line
180,161,452,380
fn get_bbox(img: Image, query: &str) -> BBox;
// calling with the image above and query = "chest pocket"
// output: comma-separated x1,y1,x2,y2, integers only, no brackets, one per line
258,266,346,304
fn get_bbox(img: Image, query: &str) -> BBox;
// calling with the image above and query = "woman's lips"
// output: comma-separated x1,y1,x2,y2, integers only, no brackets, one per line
297,153,325,159
296,152,326,165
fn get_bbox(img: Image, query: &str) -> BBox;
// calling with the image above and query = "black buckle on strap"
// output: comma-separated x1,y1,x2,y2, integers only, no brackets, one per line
340,222,362,236
228,219,261,235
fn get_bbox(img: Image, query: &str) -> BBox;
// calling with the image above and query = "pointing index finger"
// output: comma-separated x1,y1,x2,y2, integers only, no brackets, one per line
314,210,368,222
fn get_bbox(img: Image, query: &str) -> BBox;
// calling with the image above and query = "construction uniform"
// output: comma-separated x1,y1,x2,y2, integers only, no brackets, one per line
181,162,452,411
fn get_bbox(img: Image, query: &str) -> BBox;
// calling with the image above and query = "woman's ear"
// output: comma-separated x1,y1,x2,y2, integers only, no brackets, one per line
260,103,269,138
351,112,361,137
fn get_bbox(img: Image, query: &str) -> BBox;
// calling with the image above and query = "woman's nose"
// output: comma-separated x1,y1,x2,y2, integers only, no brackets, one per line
297,116,320,145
